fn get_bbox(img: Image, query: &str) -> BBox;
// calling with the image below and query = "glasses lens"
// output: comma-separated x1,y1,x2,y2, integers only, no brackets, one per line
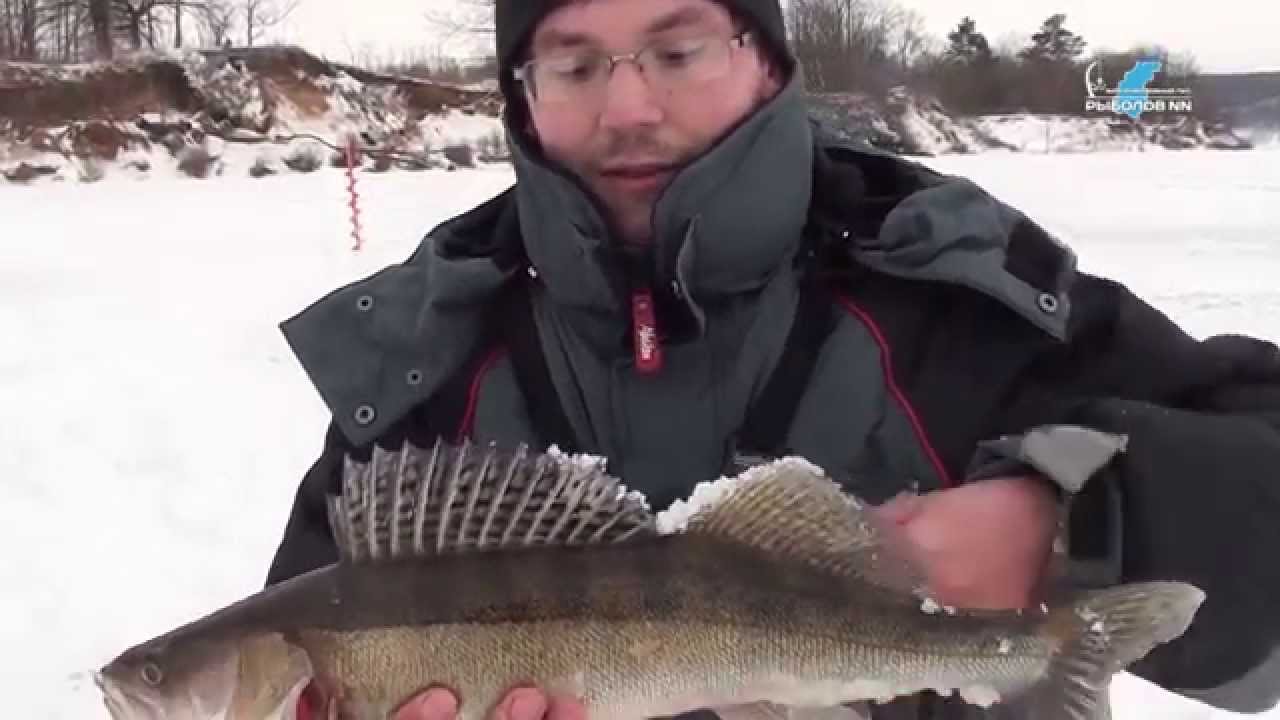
642,36,734,89
529,52,607,104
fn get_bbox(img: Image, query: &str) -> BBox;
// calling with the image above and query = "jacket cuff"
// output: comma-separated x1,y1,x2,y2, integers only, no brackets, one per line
964,424,1129,493
964,424,1129,590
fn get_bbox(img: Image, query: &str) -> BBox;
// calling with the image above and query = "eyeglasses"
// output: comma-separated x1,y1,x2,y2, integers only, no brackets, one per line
513,32,754,107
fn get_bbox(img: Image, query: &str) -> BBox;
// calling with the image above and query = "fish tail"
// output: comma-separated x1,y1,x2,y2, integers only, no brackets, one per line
1029,581,1205,720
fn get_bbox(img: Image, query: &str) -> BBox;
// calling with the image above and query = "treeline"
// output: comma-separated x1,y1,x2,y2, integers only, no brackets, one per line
0,0,299,62
7,0,1207,121
421,0,1208,118
785,0,1201,117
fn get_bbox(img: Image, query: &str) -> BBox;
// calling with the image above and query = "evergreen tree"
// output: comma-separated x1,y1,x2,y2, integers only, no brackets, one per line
1019,14,1087,64
945,16,992,64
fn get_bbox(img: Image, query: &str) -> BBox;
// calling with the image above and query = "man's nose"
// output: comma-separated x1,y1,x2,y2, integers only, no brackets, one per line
597,62,665,129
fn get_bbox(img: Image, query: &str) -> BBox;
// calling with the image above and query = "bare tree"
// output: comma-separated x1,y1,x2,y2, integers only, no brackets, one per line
198,0,233,46
425,0,491,36
241,0,297,46
111,0,153,49
886,7,931,71
11,0,39,59
786,0,909,94
1,0,10,58
35,0,196,59
88,0,110,57
424,0,493,56
171,0,182,45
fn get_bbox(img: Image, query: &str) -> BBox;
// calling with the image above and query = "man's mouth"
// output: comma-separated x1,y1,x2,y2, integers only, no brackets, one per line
598,163,678,193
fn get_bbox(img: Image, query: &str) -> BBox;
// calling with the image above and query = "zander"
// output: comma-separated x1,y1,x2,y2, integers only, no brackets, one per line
96,441,1204,720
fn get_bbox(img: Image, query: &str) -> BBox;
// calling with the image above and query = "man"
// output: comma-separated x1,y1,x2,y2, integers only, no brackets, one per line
266,0,1280,718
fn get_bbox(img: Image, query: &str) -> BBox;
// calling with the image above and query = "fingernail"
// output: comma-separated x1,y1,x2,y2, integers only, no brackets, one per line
506,689,547,720
876,492,924,525
417,689,459,720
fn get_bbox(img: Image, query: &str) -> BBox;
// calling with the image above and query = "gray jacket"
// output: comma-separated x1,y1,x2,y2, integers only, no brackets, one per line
273,71,1280,719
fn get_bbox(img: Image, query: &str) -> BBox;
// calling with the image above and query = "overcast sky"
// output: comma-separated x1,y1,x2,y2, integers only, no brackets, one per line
277,0,1280,74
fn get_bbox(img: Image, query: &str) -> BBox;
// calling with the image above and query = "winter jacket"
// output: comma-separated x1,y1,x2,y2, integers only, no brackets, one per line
265,72,1280,718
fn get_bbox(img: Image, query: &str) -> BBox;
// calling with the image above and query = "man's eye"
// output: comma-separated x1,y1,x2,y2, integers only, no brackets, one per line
655,42,706,67
546,57,600,82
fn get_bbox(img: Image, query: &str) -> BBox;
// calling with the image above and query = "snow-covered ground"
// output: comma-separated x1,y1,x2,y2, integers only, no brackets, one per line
973,114,1147,154
4,149,1279,719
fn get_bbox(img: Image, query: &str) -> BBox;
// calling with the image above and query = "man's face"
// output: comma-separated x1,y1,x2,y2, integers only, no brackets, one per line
522,0,782,245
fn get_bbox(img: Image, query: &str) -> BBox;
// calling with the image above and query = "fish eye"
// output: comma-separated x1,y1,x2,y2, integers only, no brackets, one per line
140,662,164,687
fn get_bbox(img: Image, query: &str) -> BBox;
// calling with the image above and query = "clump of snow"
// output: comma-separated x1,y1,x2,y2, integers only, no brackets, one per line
959,685,1002,707
544,445,651,510
886,87,1007,156
657,473,744,534
422,110,506,154
545,444,611,473
655,456,828,534
808,92,902,150
186,53,272,132
916,596,957,617
281,139,327,173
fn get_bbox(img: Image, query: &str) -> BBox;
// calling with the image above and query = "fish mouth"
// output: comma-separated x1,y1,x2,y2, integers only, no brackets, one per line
95,675,131,719
95,672,160,720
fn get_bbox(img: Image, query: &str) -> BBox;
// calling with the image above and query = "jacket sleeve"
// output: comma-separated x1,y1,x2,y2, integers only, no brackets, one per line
264,421,350,587
977,273,1280,713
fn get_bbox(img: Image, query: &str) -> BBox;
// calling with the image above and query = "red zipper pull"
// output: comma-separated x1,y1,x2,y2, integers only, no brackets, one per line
631,287,664,375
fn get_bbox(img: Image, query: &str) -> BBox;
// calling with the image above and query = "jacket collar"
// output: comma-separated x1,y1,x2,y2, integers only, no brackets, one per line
507,72,815,324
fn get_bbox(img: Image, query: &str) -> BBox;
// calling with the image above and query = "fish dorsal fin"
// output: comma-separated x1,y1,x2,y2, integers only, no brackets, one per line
327,440,657,563
679,458,927,595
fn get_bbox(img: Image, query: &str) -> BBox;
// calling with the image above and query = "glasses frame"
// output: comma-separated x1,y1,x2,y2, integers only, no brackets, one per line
512,31,754,104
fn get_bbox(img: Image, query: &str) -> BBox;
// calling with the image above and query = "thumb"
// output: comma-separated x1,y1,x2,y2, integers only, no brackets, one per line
873,490,926,527
498,688,549,720
395,689,459,720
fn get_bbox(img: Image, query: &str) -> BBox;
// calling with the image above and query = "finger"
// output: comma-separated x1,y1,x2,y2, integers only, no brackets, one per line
395,688,459,720
496,687,549,720
546,694,589,720
872,490,925,526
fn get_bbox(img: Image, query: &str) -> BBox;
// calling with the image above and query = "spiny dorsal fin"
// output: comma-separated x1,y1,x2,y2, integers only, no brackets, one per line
680,458,927,595
327,440,657,563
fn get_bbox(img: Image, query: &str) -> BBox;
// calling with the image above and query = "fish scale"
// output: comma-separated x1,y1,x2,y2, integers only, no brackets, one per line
97,441,1205,720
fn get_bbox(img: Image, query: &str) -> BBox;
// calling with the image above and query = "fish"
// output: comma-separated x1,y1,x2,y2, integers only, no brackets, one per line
96,440,1205,720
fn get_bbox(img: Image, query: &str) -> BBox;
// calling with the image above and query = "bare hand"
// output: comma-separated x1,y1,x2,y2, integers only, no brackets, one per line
394,687,588,720
874,476,1059,610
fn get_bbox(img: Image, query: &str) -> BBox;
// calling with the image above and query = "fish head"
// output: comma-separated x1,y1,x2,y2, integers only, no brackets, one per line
97,632,313,720
97,633,242,720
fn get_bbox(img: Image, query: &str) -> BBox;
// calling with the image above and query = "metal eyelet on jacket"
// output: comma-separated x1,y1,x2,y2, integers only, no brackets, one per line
406,369,424,386
356,295,374,312
353,404,376,426
1037,292,1060,315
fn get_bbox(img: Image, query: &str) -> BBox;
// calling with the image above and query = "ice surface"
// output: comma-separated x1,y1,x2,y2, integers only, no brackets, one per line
4,149,1279,719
